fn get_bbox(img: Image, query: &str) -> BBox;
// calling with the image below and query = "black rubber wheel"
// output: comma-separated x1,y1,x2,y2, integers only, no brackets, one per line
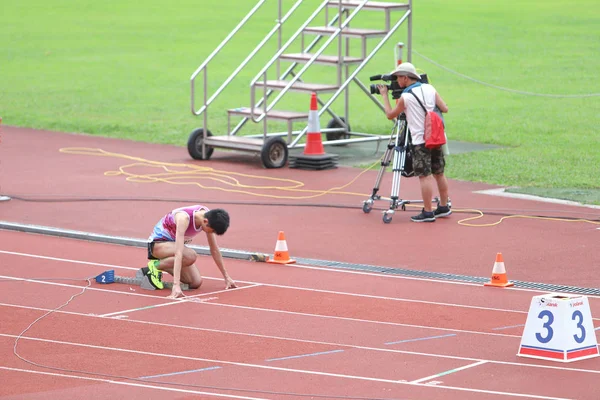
261,136,288,169
187,128,214,160
382,213,393,224
326,117,351,146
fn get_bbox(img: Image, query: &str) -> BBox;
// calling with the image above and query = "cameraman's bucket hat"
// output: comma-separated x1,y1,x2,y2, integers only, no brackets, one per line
389,62,421,80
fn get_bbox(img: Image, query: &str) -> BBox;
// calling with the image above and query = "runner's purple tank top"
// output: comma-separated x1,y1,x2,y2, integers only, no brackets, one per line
149,205,209,242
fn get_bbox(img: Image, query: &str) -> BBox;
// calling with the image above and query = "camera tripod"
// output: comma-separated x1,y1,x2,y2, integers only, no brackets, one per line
362,114,443,224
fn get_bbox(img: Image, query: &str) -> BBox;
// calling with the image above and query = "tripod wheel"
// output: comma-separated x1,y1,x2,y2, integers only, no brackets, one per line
382,213,393,224
362,201,373,214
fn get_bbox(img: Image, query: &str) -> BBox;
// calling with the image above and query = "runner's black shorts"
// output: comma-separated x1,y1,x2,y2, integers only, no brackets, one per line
147,241,170,260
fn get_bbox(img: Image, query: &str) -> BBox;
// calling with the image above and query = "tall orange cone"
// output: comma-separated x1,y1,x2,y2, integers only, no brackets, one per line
484,253,514,287
289,92,339,170
267,231,296,265
303,92,325,156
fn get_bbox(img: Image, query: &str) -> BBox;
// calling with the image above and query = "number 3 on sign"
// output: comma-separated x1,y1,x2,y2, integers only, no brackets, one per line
571,310,586,343
535,309,585,344
535,310,554,343
518,294,598,362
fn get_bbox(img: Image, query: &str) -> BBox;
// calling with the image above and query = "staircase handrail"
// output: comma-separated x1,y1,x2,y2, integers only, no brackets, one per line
248,0,371,123
289,8,412,147
228,13,343,136
190,0,304,117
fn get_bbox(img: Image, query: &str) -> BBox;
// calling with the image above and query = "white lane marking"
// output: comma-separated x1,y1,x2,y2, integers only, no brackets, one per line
2,303,600,375
0,335,575,399
99,284,262,317
411,360,488,383
0,366,269,399
0,250,532,314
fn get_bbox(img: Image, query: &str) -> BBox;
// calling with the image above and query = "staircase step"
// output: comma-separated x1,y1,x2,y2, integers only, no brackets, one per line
327,0,410,11
280,53,364,65
255,80,340,93
228,107,309,121
304,26,388,38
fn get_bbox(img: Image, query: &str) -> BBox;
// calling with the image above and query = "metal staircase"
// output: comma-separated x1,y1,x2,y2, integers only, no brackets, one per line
189,0,413,168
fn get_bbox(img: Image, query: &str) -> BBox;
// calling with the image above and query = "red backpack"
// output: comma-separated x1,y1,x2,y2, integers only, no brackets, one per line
408,88,446,149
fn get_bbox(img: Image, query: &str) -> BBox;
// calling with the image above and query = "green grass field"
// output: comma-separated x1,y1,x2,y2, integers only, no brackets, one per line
1,0,599,204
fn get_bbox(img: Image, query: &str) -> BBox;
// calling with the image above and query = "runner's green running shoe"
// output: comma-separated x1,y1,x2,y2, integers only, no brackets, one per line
145,260,164,290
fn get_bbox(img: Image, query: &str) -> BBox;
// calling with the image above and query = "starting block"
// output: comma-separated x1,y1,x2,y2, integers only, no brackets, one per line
95,269,190,291
518,293,599,362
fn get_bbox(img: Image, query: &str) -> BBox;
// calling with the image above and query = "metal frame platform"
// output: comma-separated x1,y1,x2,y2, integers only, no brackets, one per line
189,0,413,168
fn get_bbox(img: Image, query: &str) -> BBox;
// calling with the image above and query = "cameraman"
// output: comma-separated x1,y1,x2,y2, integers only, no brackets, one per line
377,62,451,223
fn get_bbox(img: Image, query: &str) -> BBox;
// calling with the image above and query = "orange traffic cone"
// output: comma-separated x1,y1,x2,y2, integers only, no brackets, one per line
289,92,338,169
303,92,325,156
267,231,296,265
484,253,514,288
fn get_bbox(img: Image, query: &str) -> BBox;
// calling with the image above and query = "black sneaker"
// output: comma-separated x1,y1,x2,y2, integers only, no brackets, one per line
410,209,436,223
434,205,452,218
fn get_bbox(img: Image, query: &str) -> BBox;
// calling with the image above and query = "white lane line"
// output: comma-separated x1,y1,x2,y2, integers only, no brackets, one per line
1,333,403,385
265,349,344,362
0,303,521,360
0,249,139,270
0,275,524,338
385,333,457,345
0,279,522,338
99,284,262,317
410,360,488,383
0,366,269,399
2,244,599,302
2,303,600,375
0,335,574,399
0,274,214,301
0,250,532,314
198,301,523,338
139,366,222,380
492,324,526,331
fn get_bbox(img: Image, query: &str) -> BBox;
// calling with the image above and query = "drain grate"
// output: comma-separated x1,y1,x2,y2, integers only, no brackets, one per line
294,257,600,296
2,221,599,296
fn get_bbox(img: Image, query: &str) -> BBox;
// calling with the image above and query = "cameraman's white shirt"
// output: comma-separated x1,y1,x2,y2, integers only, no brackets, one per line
400,83,437,145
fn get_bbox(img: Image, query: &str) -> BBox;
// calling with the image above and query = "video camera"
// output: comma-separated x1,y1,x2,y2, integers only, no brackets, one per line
369,73,429,99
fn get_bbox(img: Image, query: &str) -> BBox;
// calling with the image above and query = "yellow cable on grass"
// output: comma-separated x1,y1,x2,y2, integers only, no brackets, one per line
455,209,600,227
399,202,599,227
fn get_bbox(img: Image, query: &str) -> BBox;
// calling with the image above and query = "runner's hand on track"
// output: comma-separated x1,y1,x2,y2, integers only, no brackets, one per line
167,284,184,299
225,278,237,289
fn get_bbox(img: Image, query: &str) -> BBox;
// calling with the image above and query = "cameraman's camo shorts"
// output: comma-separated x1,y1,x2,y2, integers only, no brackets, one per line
411,144,445,177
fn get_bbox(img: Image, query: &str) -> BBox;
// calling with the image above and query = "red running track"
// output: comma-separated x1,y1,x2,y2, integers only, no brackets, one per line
1,126,599,290
1,230,600,399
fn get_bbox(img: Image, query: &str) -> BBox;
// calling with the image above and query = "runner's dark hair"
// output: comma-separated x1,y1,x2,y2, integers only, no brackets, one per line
205,208,230,235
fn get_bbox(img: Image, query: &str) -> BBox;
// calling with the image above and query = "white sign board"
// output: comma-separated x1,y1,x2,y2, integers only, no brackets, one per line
518,293,599,362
